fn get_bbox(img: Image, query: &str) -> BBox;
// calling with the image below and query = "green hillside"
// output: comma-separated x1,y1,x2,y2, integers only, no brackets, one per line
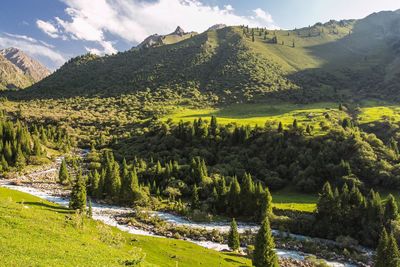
0,187,250,267
16,10,400,103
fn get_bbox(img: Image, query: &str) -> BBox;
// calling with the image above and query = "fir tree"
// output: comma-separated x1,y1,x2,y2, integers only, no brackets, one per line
253,217,279,267
384,194,399,223
277,122,283,133
387,233,400,267
87,199,93,218
58,159,70,184
292,119,298,129
261,187,273,221
90,170,100,197
191,184,200,210
375,228,389,267
228,177,241,216
228,218,240,252
69,171,87,211
14,146,26,170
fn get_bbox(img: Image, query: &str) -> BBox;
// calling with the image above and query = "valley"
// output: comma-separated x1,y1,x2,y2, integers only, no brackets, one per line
1,5,400,267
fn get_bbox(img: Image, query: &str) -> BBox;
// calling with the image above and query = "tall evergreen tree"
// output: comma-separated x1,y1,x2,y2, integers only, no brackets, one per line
375,228,389,267
277,122,283,133
228,177,241,216
191,184,200,210
14,146,26,170
253,217,279,267
228,218,240,252
260,187,273,221
58,159,70,184
69,171,87,211
385,194,399,223
387,233,400,267
87,199,93,218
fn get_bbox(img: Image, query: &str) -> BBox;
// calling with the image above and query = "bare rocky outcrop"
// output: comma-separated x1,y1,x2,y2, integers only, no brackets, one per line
0,47,50,90
0,47,50,81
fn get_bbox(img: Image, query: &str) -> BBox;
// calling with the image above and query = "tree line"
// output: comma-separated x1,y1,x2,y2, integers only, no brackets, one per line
315,182,399,247
0,113,71,172
114,116,400,193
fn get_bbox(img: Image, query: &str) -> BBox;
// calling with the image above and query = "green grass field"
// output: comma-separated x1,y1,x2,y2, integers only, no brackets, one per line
0,188,251,267
163,102,346,134
358,106,400,124
272,188,318,212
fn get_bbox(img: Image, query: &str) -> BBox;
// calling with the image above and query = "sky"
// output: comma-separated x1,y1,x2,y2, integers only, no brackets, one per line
0,0,399,70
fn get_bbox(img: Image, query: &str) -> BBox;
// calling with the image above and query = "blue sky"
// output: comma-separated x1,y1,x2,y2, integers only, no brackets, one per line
0,0,399,70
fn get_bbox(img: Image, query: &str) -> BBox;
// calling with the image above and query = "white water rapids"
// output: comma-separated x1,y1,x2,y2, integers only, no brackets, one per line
0,181,360,267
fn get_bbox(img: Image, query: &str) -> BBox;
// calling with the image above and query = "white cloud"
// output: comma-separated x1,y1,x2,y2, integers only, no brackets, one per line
3,32,55,48
253,8,274,25
36,20,61,38
0,33,66,68
38,0,278,54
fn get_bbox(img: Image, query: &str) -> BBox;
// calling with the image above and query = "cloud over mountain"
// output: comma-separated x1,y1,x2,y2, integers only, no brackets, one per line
36,0,278,55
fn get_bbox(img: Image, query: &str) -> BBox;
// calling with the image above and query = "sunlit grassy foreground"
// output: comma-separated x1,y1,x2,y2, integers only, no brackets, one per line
0,188,251,267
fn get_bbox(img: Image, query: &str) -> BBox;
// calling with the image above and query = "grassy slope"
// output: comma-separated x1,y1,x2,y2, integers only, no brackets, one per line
163,102,347,135
0,188,250,267
272,188,317,212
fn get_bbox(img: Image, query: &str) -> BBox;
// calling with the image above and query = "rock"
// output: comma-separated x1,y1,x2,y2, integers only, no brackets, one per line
173,26,185,36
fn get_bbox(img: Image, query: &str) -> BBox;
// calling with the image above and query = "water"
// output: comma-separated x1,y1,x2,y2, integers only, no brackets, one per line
0,181,359,266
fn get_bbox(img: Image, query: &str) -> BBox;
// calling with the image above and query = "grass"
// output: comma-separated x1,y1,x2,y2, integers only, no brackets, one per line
0,188,251,267
272,188,318,212
163,102,346,135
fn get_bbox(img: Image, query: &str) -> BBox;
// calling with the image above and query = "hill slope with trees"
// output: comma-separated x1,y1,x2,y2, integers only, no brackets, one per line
19,10,400,103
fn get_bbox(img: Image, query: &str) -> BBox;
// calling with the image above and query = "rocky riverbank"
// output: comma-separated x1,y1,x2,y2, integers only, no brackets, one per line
0,152,371,267
114,209,370,266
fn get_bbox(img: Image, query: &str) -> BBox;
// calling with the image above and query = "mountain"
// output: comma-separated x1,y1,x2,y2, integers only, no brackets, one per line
23,10,400,102
0,47,50,90
207,24,227,31
136,26,198,49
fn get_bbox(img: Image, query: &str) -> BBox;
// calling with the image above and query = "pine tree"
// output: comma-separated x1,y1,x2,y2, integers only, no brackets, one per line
292,119,298,129
90,170,100,197
316,182,335,234
277,122,283,133
209,116,218,138
375,228,389,267
384,194,399,224
306,124,312,135
191,184,200,210
14,146,26,170
87,199,93,218
241,173,255,215
110,162,121,198
228,218,240,252
228,177,241,216
69,171,87,211
32,137,42,156
387,233,400,267
261,187,273,221
253,217,279,267
58,159,70,184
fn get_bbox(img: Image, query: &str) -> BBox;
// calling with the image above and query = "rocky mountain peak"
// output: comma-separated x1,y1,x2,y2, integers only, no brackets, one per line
0,47,50,81
173,26,185,36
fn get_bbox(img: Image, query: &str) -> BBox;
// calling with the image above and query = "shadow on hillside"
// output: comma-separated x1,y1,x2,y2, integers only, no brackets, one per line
283,12,400,102
19,201,72,214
